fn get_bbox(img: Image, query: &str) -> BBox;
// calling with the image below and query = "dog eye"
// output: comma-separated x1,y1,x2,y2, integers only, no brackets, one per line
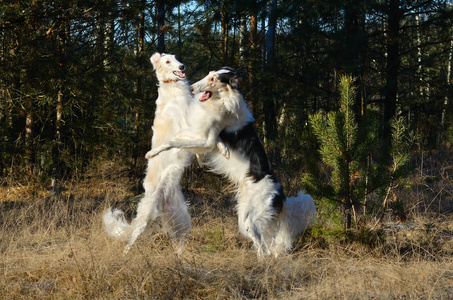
166,61,170,64
210,77,216,82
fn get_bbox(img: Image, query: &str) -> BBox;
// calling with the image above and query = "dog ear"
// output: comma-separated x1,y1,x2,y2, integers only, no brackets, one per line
150,53,161,68
218,68,242,90
229,74,242,90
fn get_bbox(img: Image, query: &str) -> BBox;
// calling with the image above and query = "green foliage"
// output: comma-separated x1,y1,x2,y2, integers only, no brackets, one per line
307,75,377,229
305,75,413,231
0,0,451,184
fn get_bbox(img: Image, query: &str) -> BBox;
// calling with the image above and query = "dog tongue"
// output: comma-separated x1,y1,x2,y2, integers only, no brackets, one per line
174,71,185,78
200,91,211,102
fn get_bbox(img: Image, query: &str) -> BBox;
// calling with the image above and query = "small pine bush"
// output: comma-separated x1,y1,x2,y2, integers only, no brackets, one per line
304,75,412,231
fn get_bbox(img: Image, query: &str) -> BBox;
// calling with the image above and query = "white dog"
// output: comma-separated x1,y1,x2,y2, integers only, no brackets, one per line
144,68,244,162
146,67,316,257
103,53,194,256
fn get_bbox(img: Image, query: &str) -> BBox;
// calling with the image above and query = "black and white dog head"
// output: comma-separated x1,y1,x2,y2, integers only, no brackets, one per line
150,52,186,82
191,67,242,113
191,67,242,101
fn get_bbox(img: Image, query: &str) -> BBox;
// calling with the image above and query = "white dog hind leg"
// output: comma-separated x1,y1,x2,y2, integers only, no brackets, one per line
160,186,191,258
123,188,162,255
141,164,191,257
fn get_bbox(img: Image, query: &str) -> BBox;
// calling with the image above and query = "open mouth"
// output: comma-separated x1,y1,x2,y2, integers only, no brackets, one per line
173,71,185,78
199,91,212,102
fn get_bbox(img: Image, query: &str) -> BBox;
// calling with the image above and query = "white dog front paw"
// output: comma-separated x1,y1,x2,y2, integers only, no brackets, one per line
221,146,230,159
145,150,157,159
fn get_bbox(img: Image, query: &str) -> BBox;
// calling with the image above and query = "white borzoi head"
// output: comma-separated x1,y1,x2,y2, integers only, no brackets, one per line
150,52,186,82
191,67,242,114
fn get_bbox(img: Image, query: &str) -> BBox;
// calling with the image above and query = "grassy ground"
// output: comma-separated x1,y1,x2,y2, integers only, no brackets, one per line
1,154,453,299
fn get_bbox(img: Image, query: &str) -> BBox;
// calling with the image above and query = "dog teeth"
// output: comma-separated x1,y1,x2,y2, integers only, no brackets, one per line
173,71,185,78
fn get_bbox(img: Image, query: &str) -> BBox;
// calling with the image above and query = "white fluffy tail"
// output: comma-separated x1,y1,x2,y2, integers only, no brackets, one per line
103,208,133,242
274,191,316,254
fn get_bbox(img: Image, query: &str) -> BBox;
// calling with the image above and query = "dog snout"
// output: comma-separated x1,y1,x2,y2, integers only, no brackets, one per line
179,64,185,71
190,84,198,93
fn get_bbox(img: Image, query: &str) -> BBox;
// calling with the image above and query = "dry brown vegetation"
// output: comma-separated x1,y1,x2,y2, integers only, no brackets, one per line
1,151,453,299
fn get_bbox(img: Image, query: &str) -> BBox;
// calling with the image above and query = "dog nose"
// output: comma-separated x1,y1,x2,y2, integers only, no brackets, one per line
179,64,185,71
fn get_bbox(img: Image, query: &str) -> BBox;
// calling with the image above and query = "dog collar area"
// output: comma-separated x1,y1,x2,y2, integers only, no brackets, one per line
162,79,179,83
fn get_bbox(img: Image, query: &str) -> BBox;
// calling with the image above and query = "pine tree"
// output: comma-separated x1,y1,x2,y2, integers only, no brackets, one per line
307,75,370,229
305,75,412,230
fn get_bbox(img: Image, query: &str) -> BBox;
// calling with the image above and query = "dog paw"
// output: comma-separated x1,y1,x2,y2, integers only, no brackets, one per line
221,147,230,159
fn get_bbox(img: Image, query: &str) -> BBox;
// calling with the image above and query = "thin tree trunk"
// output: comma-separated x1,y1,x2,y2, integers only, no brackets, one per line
133,3,145,173
384,0,400,150
221,0,229,64
266,0,276,64
239,13,247,64
104,11,114,67
263,0,280,168
52,7,69,186
157,1,165,53
177,4,182,50
248,12,258,113
249,13,258,72
261,5,266,67
52,90,63,187
344,0,363,118
25,96,33,165
440,36,453,142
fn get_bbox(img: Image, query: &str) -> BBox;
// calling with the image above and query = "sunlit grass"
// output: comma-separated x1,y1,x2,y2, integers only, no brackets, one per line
1,159,453,299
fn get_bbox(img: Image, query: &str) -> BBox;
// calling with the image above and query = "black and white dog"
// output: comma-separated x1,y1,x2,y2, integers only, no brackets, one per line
146,68,316,257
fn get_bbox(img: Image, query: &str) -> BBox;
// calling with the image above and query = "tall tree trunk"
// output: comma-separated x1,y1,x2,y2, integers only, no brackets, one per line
104,11,114,67
440,34,453,142
344,1,359,75
344,0,363,118
263,0,280,168
384,0,400,150
25,96,33,166
221,0,229,64
157,1,165,53
248,12,258,113
266,0,276,64
177,4,182,51
24,2,37,172
133,3,145,174
52,8,69,186
260,5,266,67
239,13,247,64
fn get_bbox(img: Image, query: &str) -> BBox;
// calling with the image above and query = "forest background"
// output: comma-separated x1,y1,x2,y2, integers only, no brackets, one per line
1,0,452,180
2,0,453,225
1,1,453,298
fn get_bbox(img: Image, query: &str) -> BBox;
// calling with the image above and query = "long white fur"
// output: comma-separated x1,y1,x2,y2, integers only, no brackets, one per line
103,53,193,256
147,68,317,257
144,70,250,160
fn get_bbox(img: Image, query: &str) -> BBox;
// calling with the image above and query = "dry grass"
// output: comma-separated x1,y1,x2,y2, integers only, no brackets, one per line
1,157,453,299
